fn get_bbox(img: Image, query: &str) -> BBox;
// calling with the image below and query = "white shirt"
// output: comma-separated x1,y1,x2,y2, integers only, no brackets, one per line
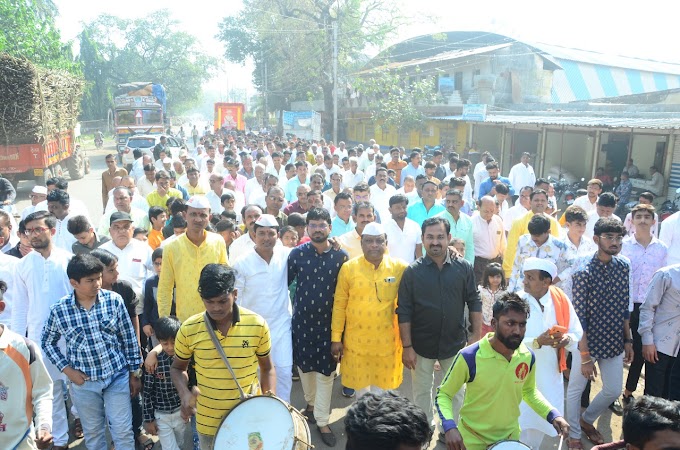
104,191,149,214
232,247,293,369
660,211,680,265
508,163,536,192
383,217,422,264
343,170,364,188
585,211,621,240
369,184,397,220
36,197,90,221
21,202,47,221
647,172,664,196
129,158,145,181
229,233,256,261
472,212,506,259
573,195,597,214
396,187,420,206
473,162,488,197
53,213,78,253
245,178,264,204
13,247,72,342
501,204,529,232
99,239,153,295
137,178,156,197
99,207,149,237
205,190,226,215
321,164,342,183
0,253,18,327
518,289,582,436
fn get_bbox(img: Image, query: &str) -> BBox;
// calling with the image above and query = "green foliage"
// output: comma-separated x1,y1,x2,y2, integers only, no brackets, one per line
0,0,79,73
355,68,440,132
216,0,403,132
78,9,218,119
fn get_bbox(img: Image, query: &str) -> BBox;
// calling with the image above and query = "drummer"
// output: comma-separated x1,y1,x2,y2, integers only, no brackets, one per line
435,293,569,450
170,264,276,450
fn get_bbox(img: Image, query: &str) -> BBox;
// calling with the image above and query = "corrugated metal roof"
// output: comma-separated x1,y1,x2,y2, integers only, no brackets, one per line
529,42,680,76
431,114,680,129
357,43,513,74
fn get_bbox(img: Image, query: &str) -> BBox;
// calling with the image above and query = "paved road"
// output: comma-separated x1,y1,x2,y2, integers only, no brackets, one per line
33,143,634,450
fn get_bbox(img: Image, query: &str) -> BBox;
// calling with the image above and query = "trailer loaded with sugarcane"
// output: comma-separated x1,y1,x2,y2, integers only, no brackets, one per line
0,54,86,187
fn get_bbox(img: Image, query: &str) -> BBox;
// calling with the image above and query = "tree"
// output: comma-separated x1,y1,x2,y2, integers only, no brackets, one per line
217,0,403,136
354,68,441,144
0,0,79,73
78,9,218,119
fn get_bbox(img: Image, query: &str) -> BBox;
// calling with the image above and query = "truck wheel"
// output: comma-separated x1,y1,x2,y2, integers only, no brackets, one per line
53,164,64,178
67,150,85,180
37,168,53,187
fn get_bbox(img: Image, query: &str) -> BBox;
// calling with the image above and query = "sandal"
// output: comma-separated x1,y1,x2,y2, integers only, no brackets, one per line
580,418,604,445
137,433,154,450
568,438,584,450
73,418,84,439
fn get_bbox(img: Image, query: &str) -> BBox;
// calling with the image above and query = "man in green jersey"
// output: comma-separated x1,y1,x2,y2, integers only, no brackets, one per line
436,292,569,450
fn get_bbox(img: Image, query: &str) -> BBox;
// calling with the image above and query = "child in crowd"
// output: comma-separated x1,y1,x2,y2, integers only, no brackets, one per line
0,279,54,450
142,248,169,350
142,316,187,450
41,254,142,450
478,262,507,335
451,237,466,258
215,219,239,257
148,206,167,250
279,226,299,248
134,227,148,242
287,213,309,244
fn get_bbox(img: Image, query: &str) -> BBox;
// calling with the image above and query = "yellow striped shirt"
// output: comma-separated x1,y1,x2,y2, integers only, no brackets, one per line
173,306,271,436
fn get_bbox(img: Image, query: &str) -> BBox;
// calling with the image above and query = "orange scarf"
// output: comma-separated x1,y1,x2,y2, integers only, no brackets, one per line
549,285,570,373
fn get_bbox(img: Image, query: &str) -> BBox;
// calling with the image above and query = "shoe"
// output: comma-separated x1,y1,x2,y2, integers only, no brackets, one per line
292,366,300,382
622,394,634,407
342,386,355,398
301,405,316,424
318,426,337,447
608,398,624,416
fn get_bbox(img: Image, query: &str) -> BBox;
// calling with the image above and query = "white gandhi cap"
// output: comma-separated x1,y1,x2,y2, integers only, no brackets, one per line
522,257,557,280
186,196,211,210
255,214,279,227
362,222,385,236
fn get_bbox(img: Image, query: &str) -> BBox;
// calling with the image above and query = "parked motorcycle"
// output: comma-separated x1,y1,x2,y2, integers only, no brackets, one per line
659,187,680,222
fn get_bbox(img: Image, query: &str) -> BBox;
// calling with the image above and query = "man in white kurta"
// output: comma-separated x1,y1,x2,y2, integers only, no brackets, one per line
232,214,293,402
12,211,73,450
508,153,536,193
517,258,582,450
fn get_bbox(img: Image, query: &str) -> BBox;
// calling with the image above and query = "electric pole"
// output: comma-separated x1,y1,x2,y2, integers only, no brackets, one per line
332,20,338,143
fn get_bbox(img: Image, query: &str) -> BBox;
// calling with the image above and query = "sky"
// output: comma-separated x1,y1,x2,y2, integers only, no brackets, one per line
54,0,680,96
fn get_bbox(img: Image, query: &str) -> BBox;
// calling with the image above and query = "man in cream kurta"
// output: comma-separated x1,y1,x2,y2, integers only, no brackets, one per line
232,214,294,402
331,222,408,398
518,258,582,449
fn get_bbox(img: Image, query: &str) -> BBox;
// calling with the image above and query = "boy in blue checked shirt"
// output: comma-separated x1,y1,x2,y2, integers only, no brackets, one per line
143,316,186,450
41,254,143,450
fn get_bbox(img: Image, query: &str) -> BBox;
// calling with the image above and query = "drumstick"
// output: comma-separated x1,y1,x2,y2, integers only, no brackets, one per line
557,435,564,450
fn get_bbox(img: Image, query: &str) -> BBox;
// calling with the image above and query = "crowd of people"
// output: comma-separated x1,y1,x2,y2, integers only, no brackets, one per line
1,130,680,450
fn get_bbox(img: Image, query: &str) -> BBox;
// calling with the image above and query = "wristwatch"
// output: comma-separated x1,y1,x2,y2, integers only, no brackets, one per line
532,338,542,349
624,338,633,344
130,368,143,379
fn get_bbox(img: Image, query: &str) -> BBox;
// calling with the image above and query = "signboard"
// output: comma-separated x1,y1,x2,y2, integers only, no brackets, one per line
438,77,455,96
214,103,245,131
135,110,143,119
114,96,160,108
462,104,487,122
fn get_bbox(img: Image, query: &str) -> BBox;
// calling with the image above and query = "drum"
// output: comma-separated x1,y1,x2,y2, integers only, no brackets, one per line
487,440,532,450
212,394,312,450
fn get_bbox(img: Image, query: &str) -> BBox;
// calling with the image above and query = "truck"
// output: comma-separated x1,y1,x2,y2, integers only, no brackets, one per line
0,54,86,186
282,110,321,141
214,102,245,132
114,82,167,158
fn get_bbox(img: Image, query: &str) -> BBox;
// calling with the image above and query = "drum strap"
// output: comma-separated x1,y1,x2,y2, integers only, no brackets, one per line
203,311,248,400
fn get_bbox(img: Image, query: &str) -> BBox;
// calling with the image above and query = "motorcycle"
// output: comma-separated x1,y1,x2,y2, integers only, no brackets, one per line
95,136,103,149
659,187,680,222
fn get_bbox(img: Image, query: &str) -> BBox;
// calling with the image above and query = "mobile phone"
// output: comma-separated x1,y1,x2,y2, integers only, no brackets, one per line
549,325,567,335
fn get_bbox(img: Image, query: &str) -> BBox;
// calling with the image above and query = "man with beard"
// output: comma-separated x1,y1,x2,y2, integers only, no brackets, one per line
436,293,570,450
288,208,348,446
384,194,422,264
398,217,481,442
12,211,73,450
477,161,515,200
566,218,633,448
232,215,294,402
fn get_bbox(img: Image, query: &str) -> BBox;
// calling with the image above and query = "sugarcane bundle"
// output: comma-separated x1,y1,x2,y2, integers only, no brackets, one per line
0,53,84,145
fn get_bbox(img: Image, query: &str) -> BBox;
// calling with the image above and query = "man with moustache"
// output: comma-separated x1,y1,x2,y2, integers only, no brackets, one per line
288,208,348,446
232,215,294,402
436,293,570,450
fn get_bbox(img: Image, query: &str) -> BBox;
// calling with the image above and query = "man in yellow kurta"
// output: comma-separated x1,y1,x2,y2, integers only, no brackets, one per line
331,221,408,397
158,196,228,321
503,189,561,277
